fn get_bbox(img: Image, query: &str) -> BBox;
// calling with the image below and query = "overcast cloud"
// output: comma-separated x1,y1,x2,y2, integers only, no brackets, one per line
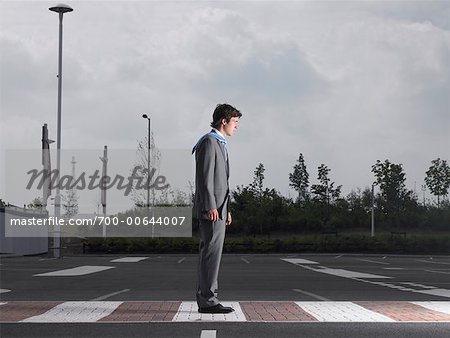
1,0,449,210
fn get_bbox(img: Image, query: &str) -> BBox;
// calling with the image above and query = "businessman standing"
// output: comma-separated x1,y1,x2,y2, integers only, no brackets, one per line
192,103,242,314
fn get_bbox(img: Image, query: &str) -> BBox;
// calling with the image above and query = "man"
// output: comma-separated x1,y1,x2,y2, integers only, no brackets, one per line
192,103,241,314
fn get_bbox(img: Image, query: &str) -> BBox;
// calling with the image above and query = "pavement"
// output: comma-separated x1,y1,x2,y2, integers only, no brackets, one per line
1,253,450,337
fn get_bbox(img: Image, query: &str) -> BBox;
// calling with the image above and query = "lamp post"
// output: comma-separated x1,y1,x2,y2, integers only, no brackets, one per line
371,183,375,237
49,3,73,258
142,114,151,211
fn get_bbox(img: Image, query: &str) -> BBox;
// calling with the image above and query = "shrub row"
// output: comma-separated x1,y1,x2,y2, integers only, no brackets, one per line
84,234,450,255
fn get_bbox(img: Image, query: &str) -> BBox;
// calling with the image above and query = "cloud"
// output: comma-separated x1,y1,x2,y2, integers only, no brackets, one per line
1,1,449,208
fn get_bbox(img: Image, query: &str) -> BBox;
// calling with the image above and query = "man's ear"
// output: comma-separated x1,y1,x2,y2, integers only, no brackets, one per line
221,118,227,125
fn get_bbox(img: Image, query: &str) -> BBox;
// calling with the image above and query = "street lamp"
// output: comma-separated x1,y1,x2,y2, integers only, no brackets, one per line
49,3,73,258
371,183,375,237
142,114,151,209
142,114,152,238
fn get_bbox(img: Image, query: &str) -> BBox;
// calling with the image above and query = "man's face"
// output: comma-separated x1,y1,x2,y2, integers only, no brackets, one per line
222,117,239,137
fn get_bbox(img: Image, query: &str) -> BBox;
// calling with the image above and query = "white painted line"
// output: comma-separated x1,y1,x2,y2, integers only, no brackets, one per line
173,302,246,322
334,255,342,259
383,268,404,270
241,257,250,264
0,302,7,306
413,301,450,315
414,288,450,299
34,266,115,276
399,282,436,289
358,259,390,265
110,257,149,263
293,289,331,301
296,302,395,322
310,267,391,279
91,289,130,301
0,289,11,294
281,258,319,265
416,259,450,265
177,257,186,264
200,330,217,338
21,301,123,322
425,269,450,275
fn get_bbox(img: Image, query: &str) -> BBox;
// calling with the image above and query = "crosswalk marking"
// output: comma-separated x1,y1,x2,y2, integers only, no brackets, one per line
1,301,449,322
21,301,123,322
296,302,395,322
34,265,115,277
412,301,450,315
172,302,246,322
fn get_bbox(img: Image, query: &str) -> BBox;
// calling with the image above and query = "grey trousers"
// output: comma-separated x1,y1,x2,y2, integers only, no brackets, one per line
196,219,226,308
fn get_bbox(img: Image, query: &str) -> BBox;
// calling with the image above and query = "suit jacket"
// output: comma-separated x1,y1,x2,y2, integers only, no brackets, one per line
193,134,230,220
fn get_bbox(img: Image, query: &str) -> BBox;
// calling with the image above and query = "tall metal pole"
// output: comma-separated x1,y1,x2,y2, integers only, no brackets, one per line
142,114,152,238
50,4,73,258
371,183,375,237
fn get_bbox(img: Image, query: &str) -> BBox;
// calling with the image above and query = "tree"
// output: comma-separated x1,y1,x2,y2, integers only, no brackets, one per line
62,189,79,219
289,153,309,204
371,159,413,225
310,164,342,226
27,197,44,209
311,164,341,204
425,158,450,208
130,133,163,207
250,163,265,198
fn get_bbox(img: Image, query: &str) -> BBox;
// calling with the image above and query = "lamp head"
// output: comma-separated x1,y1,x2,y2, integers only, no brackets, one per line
49,3,73,14
142,114,149,119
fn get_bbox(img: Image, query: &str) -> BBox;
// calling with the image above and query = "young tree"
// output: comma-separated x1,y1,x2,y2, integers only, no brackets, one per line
371,159,413,225
289,153,309,204
311,164,341,204
250,163,265,198
62,189,79,219
310,164,342,226
425,158,450,208
27,197,44,209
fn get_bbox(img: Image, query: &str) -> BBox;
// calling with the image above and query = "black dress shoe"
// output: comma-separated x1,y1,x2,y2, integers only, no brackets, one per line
198,304,235,314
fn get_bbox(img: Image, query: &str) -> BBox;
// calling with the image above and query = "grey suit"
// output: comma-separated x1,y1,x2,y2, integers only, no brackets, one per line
193,133,230,308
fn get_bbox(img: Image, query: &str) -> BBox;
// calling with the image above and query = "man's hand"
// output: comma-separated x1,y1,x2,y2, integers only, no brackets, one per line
207,209,219,222
226,212,232,226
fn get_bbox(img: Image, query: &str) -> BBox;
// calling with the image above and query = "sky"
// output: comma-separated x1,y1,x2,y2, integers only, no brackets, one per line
1,0,449,212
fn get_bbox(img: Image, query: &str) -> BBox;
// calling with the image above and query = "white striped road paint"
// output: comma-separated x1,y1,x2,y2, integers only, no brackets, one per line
292,288,330,301
177,257,186,264
383,267,404,270
281,258,319,265
357,258,390,265
173,302,246,322
0,302,7,306
0,289,11,294
34,265,114,277
425,269,450,275
241,257,250,264
306,267,391,279
400,282,436,289
21,301,123,322
296,302,395,322
413,301,450,315
110,257,149,263
414,288,450,298
91,289,130,301
200,330,217,338
416,259,450,265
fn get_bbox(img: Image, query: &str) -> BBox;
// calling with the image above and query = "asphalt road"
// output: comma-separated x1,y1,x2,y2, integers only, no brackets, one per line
1,253,450,337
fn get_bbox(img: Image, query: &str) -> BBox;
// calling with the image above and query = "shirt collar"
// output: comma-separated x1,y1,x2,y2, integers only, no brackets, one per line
212,128,226,140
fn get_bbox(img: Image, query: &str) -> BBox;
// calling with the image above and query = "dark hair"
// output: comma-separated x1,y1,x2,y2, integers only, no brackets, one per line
210,103,242,129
